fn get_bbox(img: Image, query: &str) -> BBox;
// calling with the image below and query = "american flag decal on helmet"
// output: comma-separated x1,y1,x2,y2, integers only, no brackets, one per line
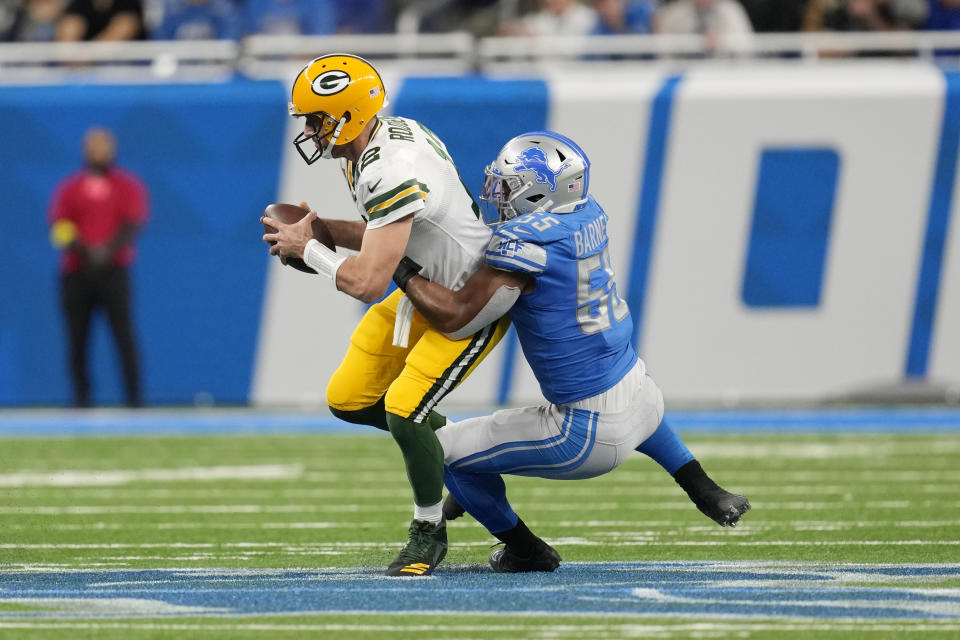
568,181,581,192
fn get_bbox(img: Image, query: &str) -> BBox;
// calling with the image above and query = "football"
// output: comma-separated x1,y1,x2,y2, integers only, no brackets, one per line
263,203,336,274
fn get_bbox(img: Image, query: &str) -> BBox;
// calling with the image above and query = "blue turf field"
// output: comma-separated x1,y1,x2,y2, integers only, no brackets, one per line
3,562,960,621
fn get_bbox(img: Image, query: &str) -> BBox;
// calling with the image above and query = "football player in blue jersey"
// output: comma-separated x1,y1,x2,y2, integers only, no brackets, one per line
393,131,750,572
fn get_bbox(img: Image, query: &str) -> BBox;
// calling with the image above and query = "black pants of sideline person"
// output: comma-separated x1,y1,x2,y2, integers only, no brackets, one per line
60,265,142,408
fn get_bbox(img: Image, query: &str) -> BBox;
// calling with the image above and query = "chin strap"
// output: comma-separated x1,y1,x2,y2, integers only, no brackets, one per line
531,198,555,214
321,115,348,160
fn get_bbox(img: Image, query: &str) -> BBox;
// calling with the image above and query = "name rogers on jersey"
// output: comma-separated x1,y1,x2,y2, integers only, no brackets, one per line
574,214,607,257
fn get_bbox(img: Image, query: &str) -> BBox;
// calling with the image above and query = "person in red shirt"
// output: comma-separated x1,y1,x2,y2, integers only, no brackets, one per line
49,126,148,407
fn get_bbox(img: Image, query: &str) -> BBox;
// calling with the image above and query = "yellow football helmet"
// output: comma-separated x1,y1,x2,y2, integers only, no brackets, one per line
289,54,387,163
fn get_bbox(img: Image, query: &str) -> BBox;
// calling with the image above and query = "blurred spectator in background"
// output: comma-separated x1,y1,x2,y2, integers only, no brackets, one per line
418,0,500,36
57,0,145,40
151,0,238,40
592,0,654,34
815,0,927,31
739,0,807,31
49,127,148,408
338,0,392,33
241,0,338,35
503,0,598,36
924,0,960,28
654,0,753,40
0,0,13,37
3,0,65,41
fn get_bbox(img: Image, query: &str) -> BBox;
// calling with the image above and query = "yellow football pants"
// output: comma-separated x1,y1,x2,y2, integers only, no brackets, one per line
327,289,510,422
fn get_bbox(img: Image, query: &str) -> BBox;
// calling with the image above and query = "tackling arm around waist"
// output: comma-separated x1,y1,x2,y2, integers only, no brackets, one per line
402,263,531,339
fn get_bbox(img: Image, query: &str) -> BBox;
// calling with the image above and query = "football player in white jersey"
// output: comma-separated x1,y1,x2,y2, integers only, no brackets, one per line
262,54,510,577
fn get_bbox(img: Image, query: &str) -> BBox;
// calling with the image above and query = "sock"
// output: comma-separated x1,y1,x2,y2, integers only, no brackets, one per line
414,500,443,525
492,518,539,556
329,396,388,431
386,412,445,507
443,466,518,534
635,418,696,475
673,459,720,495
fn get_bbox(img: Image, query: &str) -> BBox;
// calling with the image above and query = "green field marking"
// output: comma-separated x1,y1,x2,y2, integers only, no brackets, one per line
0,604,55,613
2,433,959,569
2,431,959,638
1,615,960,640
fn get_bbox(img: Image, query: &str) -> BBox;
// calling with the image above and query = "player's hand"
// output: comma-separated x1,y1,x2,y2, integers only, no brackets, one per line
261,210,317,260
298,201,326,227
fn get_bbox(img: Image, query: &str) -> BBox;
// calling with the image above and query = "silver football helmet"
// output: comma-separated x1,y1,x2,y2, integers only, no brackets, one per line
480,130,591,224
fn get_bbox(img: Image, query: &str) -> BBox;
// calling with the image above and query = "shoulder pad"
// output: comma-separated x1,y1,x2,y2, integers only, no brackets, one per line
358,156,428,224
485,228,548,275
498,211,571,245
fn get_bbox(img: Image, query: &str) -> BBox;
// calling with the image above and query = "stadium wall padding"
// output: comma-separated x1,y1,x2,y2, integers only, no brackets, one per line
2,65,960,406
0,81,287,406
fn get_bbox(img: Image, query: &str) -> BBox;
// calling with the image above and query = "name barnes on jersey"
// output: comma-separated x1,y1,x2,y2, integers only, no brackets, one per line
573,213,607,257
490,210,608,263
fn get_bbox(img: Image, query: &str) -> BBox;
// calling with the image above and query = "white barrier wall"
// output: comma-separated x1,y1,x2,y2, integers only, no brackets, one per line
646,66,944,401
252,63,960,407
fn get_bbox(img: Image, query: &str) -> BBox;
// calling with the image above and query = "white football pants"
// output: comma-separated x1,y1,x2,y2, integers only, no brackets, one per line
436,360,664,481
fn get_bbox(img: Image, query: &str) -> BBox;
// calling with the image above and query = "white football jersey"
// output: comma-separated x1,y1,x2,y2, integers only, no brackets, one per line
340,116,491,290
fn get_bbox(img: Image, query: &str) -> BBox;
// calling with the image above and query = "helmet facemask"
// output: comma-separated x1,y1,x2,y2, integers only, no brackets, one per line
292,111,348,164
480,165,555,225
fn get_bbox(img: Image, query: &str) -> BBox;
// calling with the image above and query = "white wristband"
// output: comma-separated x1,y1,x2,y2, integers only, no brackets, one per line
303,239,346,282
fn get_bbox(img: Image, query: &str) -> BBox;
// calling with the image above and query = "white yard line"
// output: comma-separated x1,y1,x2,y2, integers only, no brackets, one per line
3,540,959,552
0,465,303,487
613,470,960,482
5,519,958,533
0,599,227,616
0,504,409,515
686,441,960,459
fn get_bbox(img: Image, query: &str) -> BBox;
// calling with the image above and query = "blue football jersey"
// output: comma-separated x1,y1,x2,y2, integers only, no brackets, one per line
485,198,637,404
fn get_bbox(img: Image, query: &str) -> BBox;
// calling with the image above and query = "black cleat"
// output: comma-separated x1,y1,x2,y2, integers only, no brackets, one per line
673,460,751,527
386,519,447,577
688,487,751,527
489,539,561,573
442,493,466,521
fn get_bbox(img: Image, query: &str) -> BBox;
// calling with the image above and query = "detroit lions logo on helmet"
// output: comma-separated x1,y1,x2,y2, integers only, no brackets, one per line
513,148,571,192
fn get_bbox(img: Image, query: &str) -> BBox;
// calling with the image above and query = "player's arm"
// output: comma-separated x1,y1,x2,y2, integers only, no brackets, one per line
399,263,531,339
265,210,412,303
332,214,413,302
319,219,365,251
100,176,147,263
403,223,550,337
297,201,365,251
